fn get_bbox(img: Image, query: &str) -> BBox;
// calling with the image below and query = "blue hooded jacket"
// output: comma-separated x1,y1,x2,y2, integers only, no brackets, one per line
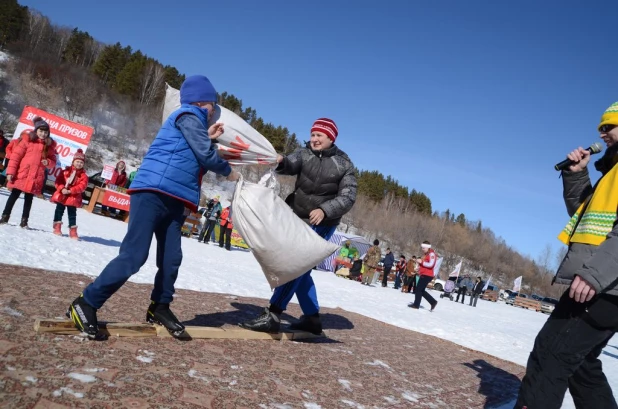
128,104,231,210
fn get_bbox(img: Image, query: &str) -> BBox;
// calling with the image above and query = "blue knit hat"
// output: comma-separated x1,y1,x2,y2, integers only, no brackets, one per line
180,75,217,104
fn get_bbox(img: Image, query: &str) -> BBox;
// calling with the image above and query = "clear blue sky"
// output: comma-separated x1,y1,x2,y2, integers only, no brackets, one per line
18,0,618,262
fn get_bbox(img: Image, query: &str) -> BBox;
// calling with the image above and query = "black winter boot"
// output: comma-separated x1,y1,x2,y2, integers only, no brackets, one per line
19,218,28,228
66,294,99,339
289,313,323,335
238,307,281,333
146,301,186,338
0,214,9,224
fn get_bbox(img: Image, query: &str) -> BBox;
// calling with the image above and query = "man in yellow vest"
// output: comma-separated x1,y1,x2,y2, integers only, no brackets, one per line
516,102,618,408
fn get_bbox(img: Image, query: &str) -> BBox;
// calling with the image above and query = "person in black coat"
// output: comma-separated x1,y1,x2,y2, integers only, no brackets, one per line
381,248,395,287
469,277,484,307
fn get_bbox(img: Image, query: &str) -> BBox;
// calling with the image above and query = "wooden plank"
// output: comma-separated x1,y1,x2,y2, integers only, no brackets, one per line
482,290,499,302
514,297,541,311
34,318,157,338
34,318,324,340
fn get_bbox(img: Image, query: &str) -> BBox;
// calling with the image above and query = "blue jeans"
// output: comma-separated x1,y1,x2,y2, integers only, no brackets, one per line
83,191,187,309
269,225,337,315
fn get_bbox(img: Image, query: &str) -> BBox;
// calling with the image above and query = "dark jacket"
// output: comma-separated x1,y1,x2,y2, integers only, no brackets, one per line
276,142,357,226
383,252,395,269
472,280,484,295
554,145,618,296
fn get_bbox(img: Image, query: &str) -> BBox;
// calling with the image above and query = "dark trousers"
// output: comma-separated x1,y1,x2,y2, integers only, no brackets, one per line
83,191,187,309
405,276,416,293
456,286,467,303
381,266,392,287
515,291,618,409
469,293,480,307
394,272,403,289
3,188,33,219
412,275,436,308
199,219,216,242
219,224,232,250
269,225,336,315
54,203,77,226
101,205,117,214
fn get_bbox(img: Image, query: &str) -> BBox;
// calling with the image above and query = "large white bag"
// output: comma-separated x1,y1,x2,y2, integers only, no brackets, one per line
232,172,340,289
163,83,278,166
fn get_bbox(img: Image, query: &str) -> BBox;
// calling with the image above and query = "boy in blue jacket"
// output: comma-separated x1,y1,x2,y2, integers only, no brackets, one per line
67,75,239,338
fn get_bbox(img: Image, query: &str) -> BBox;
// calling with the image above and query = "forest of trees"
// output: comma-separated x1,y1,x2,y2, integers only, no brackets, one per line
0,0,565,297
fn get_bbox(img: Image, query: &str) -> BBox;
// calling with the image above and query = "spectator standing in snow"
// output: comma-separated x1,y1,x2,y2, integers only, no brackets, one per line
218,205,233,250
1,118,57,228
381,247,395,287
67,75,240,339
198,195,222,243
455,275,473,304
101,160,128,217
363,239,381,285
469,277,484,307
394,255,407,290
50,149,89,240
516,102,618,409
239,117,357,335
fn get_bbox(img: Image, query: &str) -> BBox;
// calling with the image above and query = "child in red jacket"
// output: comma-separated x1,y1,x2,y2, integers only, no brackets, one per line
1,117,57,228
51,149,88,239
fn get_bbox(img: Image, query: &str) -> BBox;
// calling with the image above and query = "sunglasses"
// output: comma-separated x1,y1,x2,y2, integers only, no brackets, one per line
599,124,617,133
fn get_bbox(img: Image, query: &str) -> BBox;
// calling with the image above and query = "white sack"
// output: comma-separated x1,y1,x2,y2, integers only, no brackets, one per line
232,172,340,289
163,83,278,166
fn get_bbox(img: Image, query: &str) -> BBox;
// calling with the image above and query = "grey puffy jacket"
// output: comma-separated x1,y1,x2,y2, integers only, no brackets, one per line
554,148,618,296
276,143,357,226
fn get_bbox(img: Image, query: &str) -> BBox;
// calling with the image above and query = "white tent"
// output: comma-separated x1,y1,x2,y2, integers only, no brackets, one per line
317,232,372,272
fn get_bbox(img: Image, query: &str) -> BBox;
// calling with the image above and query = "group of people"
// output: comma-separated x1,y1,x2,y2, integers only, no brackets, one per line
0,116,136,239
5,73,615,408
197,195,234,251
66,75,357,339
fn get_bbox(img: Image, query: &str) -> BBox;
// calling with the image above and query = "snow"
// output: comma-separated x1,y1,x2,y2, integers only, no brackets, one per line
0,190,616,409
67,373,96,383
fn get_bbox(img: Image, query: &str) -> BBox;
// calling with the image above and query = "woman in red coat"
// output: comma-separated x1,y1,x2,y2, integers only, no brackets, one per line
51,149,88,239
101,160,127,217
1,117,57,228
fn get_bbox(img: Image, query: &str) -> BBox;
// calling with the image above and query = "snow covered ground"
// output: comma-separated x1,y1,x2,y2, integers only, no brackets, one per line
0,189,615,408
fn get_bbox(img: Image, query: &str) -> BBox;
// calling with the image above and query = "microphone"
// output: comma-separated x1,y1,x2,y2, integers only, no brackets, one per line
554,142,603,171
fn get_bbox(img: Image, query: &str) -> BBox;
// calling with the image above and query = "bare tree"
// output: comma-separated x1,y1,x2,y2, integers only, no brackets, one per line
26,11,49,53
58,68,98,121
138,61,165,106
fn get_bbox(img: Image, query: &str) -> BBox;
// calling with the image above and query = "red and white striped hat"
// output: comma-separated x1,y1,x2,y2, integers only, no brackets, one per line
311,118,338,142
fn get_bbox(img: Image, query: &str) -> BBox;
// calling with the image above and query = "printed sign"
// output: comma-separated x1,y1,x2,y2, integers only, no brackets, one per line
101,189,131,212
101,164,115,181
13,106,94,182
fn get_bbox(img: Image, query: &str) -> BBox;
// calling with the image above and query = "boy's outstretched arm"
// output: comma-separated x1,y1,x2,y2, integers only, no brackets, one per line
176,114,231,177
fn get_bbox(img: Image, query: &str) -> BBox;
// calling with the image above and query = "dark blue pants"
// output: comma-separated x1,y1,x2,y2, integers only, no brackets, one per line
83,191,187,309
269,225,336,315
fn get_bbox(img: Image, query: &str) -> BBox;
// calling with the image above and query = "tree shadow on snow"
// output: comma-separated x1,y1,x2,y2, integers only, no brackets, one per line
78,236,122,247
183,302,354,343
463,359,522,409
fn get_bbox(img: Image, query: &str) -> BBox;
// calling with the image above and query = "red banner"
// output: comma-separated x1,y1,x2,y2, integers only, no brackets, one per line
101,190,130,212
14,106,94,182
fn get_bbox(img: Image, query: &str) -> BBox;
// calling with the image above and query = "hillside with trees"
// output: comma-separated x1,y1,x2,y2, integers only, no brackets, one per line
0,0,565,297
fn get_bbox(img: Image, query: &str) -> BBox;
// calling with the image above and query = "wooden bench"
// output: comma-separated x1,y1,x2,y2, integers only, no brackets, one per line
514,297,541,312
182,212,201,237
85,186,130,223
482,290,499,302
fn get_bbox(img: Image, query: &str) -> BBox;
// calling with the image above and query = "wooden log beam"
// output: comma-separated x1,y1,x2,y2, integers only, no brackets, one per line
33,318,324,340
